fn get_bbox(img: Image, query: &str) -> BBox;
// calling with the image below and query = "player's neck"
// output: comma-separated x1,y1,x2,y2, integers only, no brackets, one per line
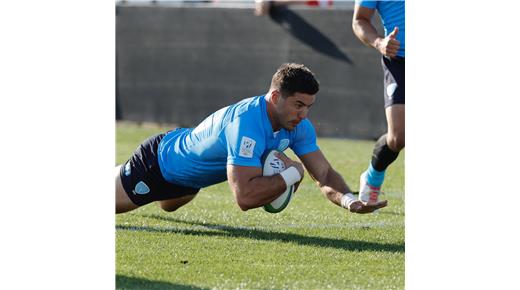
265,94,281,132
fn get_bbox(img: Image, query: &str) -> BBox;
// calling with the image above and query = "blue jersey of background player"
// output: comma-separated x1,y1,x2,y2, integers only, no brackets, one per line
116,63,387,214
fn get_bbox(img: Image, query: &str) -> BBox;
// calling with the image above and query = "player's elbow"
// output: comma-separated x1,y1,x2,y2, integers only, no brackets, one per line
351,21,358,33
234,189,254,211
352,19,362,34
237,202,252,211
236,198,253,211
351,19,369,40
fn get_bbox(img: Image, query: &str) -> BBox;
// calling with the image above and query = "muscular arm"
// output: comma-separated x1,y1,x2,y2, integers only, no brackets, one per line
352,5,382,51
300,150,387,214
352,4,400,58
299,150,352,207
227,165,288,211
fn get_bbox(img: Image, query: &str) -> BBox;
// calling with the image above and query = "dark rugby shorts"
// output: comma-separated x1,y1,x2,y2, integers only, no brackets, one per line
382,56,405,107
119,132,200,206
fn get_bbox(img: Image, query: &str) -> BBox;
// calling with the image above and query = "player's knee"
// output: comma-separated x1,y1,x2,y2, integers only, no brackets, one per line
387,133,405,152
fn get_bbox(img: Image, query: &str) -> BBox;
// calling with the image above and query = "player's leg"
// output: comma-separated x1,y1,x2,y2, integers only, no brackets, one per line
116,165,140,213
359,56,405,204
359,132,400,204
361,104,404,198
159,194,197,212
385,104,405,152
116,132,201,214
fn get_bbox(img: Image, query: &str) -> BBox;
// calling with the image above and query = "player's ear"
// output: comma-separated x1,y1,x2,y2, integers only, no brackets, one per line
271,90,281,105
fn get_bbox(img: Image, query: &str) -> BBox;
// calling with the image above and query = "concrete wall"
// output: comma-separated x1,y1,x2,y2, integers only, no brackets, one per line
116,4,387,139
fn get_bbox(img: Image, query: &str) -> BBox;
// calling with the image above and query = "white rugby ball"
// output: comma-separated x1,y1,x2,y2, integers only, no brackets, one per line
262,149,295,213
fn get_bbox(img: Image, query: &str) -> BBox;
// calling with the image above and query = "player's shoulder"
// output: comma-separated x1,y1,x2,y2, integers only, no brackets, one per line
292,118,317,138
296,118,315,131
284,118,316,140
224,95,268,134
234,95,264,113
230,95,268,123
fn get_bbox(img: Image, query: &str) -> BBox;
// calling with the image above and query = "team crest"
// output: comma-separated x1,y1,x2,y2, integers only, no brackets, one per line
278,139,290,151
133,181,150,195
386,82,397,99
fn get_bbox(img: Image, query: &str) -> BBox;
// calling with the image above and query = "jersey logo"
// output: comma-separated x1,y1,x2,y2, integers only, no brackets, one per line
278,139,290,151
133,181,150,195
239,136,256,158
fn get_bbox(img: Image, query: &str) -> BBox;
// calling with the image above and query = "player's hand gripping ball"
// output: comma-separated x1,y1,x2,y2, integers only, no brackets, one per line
261,150,296,213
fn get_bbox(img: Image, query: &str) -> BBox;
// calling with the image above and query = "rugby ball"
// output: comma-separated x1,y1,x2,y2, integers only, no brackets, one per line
262,149,295,213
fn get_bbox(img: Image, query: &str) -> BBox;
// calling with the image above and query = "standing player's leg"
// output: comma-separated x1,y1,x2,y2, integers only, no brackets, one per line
359,56,405,204
362,104,404,198
385,104,405,152
116,165,139,213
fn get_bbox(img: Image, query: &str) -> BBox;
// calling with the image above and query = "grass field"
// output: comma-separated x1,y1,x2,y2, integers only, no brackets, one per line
116,122,405,290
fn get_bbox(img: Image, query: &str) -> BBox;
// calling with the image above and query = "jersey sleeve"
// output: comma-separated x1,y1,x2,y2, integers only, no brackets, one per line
290,119,319,156
356,0,377,9
224,112,265,168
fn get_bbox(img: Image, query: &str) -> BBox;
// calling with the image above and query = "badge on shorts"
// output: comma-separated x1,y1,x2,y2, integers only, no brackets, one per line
386,82,398,99
133,181,150,195
239,136,256,158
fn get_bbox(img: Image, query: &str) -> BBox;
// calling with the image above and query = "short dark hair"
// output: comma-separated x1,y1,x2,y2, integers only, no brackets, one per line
270,63,319,98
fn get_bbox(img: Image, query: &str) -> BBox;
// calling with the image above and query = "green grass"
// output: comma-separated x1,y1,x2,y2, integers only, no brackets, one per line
116,122,405,290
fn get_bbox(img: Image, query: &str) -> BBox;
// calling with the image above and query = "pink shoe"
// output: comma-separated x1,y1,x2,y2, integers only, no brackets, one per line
359,171,381,205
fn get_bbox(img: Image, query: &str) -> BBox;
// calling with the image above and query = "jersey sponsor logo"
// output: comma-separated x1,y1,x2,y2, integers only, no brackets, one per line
239,136,256,158
124,162,131,176
133,181,150,195
278,139,290,151
386,82,397,99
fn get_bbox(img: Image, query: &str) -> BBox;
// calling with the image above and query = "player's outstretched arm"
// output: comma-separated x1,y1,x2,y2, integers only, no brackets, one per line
226,162,303,211
299,150,387,214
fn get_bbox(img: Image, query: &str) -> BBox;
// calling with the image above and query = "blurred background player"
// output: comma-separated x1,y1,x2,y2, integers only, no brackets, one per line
116,63,387,215
352,0,405,205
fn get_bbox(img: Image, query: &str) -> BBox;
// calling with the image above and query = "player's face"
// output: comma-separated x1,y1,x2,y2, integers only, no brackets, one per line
275,92,316,130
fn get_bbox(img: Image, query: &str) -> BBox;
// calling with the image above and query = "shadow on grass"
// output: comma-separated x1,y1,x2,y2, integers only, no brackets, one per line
116,275,208,290
116,214,404,253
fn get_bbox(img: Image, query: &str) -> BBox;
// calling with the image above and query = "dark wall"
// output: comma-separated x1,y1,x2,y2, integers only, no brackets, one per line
116,4,386,139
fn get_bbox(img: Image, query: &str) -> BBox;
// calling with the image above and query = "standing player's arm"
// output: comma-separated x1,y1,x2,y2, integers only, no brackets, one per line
227,165,289,211
352,5,400,58
299,150,387,214
352,5,380,49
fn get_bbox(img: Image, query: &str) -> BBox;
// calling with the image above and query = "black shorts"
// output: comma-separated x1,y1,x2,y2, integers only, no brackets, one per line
119,133,200,206
382,56,405,107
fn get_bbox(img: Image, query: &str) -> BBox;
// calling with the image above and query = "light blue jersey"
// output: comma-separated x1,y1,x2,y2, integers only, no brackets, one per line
157,95,319,189
357,0,405,57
